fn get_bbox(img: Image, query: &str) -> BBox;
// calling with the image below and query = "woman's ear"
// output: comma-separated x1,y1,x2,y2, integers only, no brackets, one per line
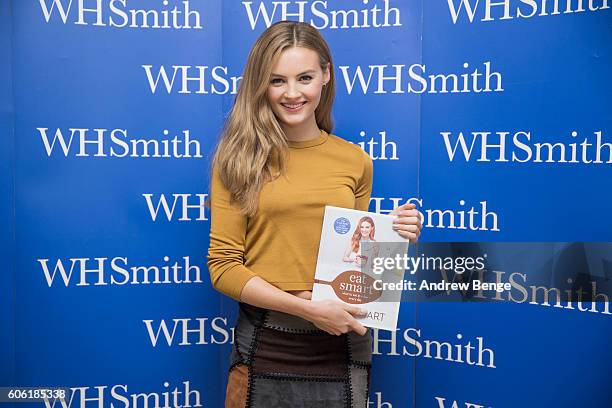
323,63,331,84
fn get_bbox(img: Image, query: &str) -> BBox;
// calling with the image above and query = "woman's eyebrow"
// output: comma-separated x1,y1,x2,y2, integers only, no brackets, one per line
270,69,317,78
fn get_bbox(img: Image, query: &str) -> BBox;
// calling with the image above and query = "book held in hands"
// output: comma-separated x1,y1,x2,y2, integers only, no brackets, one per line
311,205,410,331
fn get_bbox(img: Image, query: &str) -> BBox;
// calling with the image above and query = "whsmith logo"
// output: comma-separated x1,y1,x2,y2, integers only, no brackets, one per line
38,0,203,29
338,61,503,95
38,255,204,287
242,0,401,30
440,130,611,165
446,0,609,23
371,327,496,368
41,380,202,408
38,127,203,158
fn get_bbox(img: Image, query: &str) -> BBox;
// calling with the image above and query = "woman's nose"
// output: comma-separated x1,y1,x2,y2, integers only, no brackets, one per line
284,81,301,98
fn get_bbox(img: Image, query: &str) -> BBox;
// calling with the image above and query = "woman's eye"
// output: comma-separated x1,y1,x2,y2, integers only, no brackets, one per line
270,76,313,85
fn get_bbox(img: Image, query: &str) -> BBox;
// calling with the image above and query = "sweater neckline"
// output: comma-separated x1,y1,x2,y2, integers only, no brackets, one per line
287,129,328,149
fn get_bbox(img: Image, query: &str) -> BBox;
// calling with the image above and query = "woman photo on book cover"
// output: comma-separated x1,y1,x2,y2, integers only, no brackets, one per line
206,20,422,408
342,216,380,268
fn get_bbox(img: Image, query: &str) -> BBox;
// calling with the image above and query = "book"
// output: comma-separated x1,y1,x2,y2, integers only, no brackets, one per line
311,205,410,331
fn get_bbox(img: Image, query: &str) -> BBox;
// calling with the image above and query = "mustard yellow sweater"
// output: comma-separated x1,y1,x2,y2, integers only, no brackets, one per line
207,129,374,301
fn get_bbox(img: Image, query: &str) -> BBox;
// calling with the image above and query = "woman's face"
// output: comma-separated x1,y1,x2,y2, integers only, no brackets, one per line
359,221,372,238
267,46,330,129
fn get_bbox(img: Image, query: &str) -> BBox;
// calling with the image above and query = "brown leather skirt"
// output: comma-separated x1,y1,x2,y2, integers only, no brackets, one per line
225,302,372,408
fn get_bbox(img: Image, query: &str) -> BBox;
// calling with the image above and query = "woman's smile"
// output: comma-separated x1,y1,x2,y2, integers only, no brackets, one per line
281,101,307,112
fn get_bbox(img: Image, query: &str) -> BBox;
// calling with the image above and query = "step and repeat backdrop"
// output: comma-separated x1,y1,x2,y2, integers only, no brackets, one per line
1,1,610,407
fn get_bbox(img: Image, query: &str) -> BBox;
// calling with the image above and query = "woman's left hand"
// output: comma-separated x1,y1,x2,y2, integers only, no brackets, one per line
390,202,422,243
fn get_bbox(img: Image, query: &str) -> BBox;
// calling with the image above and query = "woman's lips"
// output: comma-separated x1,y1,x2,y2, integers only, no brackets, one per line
281,101,306,112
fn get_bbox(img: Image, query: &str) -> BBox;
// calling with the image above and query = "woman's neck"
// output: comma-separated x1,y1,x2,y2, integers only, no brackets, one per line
282,121,322,143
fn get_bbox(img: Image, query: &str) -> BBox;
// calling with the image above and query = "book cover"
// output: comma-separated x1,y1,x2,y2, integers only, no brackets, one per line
311,205,410,331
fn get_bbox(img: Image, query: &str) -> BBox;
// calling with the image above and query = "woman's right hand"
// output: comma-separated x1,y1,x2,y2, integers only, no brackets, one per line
304,299,368,336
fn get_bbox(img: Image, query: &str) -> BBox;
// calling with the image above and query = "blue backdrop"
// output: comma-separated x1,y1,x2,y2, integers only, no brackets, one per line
1,1,610,407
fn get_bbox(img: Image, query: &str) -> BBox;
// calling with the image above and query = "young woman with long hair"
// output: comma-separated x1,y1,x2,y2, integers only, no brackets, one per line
207,20,422,408
342,216,380,268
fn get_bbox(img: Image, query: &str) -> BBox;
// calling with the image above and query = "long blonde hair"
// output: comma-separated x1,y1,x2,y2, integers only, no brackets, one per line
350,217,376,253
208,20,336,217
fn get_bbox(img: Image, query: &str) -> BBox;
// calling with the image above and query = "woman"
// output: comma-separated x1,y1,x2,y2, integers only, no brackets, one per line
342,216,380,268
206,20,422,408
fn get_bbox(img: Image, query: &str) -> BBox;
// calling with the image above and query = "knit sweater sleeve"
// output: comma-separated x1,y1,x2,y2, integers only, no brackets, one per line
354,151,374,212
206,166,259,301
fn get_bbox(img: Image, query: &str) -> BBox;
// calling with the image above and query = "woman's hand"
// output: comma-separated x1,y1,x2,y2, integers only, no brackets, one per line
303,299,368,336
390,202,422,243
